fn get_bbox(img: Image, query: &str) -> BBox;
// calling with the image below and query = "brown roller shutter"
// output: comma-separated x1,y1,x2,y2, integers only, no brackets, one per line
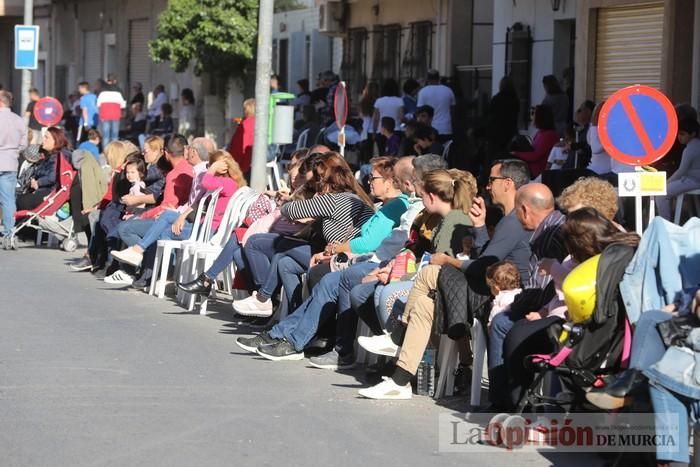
594,2,664,102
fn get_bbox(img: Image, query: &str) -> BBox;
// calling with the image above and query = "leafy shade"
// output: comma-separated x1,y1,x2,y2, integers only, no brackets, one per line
149,0,258,77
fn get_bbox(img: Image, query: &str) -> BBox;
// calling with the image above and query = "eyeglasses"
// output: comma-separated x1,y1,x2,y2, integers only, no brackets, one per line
369,176,384,182
488,176,510,184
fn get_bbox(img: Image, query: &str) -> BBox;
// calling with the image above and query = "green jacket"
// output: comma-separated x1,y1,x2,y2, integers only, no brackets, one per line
431,209,473,257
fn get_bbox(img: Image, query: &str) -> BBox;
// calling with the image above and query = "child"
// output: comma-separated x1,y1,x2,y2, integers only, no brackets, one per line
456,233,474,261
413,123,443,156
123,158,147,217
78,129,102,161
380,116,401,156
485,260,522,327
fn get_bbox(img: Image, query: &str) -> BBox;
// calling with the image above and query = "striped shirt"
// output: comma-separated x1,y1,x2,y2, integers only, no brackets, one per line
281,192,375,243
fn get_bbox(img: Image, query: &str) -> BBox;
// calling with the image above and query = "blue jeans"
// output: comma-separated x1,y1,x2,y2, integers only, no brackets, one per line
630,310,673,370
244,233,309,291
276,256,307,311
488,312,516,406
335,262,378,355
257,245,310,301
373,281,411,325
135,210,192,251
100,120,120,147
270,270,343,352
0,171,17,236
649,382,700,463
205,235,248,280
117,218,156,246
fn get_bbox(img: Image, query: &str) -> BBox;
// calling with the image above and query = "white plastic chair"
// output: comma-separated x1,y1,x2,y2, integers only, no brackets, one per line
174,187,255,307
673,189,700,224
180,189,260,314
148,188,221,298
442,139,453,161
296,128,310,150
267,160,282,191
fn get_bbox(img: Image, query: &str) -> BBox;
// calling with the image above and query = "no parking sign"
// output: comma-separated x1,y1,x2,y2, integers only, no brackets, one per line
598,85,677,234
33,97,64,127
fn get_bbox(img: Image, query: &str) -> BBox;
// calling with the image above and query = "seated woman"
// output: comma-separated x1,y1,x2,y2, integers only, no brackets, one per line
177,151,320,307
88,137,164,279
357,168,478,399
655,117,700,220
110,150,245,270
239,157,411,363
16,127,69,211
231,152,376,317
513,105,559,179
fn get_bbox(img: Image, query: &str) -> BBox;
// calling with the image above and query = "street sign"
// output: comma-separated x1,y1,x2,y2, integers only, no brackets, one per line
33,97,64,127
334,82,348,156
598,85,677,166
14,25,39,70
617,171,667,197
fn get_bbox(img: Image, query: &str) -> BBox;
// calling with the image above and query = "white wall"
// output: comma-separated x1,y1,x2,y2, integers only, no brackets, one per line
492,0,576,103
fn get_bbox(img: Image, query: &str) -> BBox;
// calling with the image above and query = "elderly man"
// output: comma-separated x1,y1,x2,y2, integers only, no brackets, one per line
0,90,28,249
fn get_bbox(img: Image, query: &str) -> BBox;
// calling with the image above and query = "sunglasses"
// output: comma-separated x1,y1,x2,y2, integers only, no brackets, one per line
488,176,510,184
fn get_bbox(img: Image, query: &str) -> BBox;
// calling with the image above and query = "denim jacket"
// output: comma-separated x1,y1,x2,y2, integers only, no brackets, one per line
620,217,700,324
644,328,700,400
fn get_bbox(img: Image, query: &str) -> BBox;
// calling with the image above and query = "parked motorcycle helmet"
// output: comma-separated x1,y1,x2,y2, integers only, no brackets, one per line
562,254,600,323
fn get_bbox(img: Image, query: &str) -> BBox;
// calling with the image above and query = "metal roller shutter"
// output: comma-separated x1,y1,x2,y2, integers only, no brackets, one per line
129,19,151,92
594,2,664,102
83,30,102,83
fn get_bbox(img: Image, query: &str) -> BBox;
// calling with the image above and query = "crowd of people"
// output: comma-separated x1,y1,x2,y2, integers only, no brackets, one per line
1,66,700,466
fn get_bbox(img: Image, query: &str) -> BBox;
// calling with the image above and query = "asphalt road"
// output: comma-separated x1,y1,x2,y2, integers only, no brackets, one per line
0,246,603,467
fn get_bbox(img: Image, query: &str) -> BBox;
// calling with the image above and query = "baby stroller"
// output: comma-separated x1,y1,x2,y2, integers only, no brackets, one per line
487,243,635,445
6,154,78,251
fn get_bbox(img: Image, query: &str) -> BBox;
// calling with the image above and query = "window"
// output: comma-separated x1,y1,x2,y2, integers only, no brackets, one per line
403,21,432,81
341,28,368,101
505,23,532,129
371,24,401,83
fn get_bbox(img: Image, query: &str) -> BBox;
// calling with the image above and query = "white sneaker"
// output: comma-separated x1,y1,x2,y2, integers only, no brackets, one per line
104,270,135,286
111,247,143,267
232,292,273,317
358,376,412,400
358,333,400,357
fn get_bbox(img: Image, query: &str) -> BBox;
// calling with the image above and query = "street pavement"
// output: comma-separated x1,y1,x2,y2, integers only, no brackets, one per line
0,246,603,467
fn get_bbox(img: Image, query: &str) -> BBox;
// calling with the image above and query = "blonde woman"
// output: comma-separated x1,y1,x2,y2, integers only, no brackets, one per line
112,150,245,269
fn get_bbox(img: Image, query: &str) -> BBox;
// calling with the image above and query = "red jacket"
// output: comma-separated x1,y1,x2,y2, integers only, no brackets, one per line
227,116,255,174
514,129,560,178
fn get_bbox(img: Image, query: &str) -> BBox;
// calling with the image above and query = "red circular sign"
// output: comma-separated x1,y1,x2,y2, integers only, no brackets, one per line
33,96,64,127
334,81,348,129
598,85,678,166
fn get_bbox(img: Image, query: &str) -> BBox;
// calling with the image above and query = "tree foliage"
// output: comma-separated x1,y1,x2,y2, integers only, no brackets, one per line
274,0,307,12
149,0,259,77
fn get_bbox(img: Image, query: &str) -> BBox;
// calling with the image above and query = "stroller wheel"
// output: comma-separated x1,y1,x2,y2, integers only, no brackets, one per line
484,413,510,447
501,415,527,450
62,238,77,252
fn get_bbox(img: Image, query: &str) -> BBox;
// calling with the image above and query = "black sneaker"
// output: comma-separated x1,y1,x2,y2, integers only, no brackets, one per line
308,349,355,370
236,332,278,354
70,257,92,272
256,339,304,361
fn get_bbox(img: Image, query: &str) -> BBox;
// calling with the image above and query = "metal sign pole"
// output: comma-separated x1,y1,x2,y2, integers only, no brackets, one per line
20,0,34,115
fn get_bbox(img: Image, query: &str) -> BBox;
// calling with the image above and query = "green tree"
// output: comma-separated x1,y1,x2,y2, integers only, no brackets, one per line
274,0,306,12
149,0,259,78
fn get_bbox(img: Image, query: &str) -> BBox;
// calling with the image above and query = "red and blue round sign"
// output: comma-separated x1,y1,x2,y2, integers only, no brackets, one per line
598,85,678,166
33,96,64,127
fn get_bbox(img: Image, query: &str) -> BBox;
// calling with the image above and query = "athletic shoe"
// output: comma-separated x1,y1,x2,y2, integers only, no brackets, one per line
111,247,143,267
256,339,304,361
103,270,135,286
358,376,412,400
233,292,273,317
358,333,401,357
236,332,279,354
70,257,92,272
308,349,355,370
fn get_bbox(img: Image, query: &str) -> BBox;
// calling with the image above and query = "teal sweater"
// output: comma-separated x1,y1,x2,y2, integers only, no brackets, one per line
349,193,410,254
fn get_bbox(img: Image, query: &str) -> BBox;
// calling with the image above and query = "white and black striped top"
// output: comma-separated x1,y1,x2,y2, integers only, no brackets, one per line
281,192,375,243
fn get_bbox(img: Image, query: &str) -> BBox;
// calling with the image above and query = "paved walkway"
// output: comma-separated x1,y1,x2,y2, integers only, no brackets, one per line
0,247,602,466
